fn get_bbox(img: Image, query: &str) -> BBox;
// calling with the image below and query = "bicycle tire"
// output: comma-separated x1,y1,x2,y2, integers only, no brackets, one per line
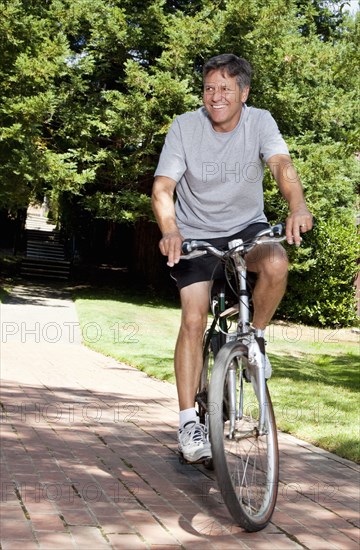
209,341,279,532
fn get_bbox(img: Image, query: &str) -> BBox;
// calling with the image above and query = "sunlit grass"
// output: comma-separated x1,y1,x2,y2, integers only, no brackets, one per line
74,287,181,382
73,286,360,463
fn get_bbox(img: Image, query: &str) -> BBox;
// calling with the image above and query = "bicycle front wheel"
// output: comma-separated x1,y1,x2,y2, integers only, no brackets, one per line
209,342,279,532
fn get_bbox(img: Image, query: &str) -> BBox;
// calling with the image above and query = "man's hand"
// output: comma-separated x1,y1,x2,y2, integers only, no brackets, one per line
159,231,183,267
286,206,313,246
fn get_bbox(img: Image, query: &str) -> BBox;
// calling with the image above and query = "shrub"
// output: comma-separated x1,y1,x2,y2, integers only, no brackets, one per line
278,217,359,327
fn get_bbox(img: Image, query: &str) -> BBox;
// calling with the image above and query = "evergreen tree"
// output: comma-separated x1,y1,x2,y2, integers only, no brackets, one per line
0,0,358,325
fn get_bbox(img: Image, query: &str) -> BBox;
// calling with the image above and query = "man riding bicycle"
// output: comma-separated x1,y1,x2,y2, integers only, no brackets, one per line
151,54,313,463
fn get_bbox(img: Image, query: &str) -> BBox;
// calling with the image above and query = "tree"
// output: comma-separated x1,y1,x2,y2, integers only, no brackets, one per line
206,0,359,325
0,1,64,209
0,0,358,325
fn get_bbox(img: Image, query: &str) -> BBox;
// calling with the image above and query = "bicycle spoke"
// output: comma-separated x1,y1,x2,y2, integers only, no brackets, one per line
209,344,279,532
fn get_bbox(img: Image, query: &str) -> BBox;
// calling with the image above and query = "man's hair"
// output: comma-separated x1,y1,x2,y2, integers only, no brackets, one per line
203,54,252,90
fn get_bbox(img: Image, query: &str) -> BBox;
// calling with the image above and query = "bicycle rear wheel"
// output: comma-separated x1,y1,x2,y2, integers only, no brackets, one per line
209,342,279,532
197,322,225,424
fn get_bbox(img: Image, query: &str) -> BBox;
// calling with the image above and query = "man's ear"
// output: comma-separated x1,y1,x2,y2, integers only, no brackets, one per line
240,85,250,103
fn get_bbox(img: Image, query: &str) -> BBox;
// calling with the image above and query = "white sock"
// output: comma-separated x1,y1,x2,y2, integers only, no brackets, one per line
251,326,265,338
179,407,198,428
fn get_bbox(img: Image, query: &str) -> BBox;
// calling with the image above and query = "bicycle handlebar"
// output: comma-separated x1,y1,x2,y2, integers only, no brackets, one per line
181,223,286,259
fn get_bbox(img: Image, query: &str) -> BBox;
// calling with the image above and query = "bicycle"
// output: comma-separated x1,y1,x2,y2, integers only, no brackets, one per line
181,223,287,532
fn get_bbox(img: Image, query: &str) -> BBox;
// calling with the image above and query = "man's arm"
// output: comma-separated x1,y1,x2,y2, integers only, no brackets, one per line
151,175,183,267
267,154,313,246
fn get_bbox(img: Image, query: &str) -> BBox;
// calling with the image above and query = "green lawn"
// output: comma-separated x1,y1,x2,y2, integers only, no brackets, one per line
73,287,182,382
73,286,360,463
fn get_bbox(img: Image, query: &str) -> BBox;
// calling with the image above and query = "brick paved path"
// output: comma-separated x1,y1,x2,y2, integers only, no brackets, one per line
1,283,359,549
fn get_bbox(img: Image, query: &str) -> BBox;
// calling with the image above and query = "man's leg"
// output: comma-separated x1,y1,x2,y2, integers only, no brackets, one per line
175,281,211,411
175,281,212,462
244,242,288,379
245,242,289,329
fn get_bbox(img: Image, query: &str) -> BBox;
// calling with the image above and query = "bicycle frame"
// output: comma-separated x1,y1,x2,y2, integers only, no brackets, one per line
183,225,286,437
218,238,268,435
182,223,290,530
227,238,251,334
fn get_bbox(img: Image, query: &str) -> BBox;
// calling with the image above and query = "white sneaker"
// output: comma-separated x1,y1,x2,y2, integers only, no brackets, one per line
178,420,212,462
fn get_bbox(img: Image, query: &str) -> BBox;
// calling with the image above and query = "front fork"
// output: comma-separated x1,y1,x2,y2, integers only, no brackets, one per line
227,260,268,437
227,363,237,437
247,338,268,435
226,346,268,438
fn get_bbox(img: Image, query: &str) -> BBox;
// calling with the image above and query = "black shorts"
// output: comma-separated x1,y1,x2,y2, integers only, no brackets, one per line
171,222,270,290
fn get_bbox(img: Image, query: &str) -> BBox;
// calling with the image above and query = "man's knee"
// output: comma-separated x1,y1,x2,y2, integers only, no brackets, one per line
179,282,210,334
268,246,288,273
247,243,288,276
262,252,288,285
180,310,207,335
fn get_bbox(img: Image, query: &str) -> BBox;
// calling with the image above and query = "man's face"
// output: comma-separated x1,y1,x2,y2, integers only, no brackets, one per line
203,69,249,133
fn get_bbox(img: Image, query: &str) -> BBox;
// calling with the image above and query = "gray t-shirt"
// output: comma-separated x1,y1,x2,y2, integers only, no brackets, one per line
154,105,289,239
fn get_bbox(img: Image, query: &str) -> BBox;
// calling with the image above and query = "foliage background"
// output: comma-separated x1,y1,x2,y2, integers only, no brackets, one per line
0,0,359,326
